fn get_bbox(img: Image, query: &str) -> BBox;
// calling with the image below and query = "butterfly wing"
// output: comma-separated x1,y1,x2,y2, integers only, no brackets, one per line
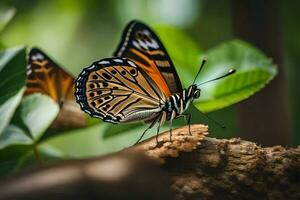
114,20,182,97
75,58,166,124
26,48,86,129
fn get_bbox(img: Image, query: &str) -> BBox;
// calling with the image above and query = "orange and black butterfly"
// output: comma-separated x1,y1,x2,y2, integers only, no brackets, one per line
26,48,86,130
75,20,235,143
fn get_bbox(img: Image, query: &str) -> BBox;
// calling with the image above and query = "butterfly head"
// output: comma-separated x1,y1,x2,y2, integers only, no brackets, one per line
187,84,201,101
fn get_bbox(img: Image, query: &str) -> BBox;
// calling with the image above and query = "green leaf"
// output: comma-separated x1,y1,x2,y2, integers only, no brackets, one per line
102,123,141,139
155,25,202,87
20,94,60,141
0,46,26,105
0,93,59,149
0,124,32,149
42,123,166,158
194,40,277,112
0,41,5,50
0,144,62,178
0,6,15,33
0,88,24,136
0,145,31,177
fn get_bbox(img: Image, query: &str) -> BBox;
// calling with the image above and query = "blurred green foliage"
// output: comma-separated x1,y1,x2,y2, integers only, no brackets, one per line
1,0,298,178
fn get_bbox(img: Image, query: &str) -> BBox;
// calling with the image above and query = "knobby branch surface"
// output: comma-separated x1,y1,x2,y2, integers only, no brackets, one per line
127,124,300,200
0,124,299,200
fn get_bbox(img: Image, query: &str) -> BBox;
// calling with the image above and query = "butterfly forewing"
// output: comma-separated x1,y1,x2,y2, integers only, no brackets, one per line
26,48,86,130
75,58,166,124
114,20,182,96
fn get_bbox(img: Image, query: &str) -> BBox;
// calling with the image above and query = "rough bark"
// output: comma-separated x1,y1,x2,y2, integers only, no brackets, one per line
0,125,299,200
129,124,300,200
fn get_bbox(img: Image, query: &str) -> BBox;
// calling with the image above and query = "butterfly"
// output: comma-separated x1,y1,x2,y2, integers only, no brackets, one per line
26,48,86,130
75,20,235,143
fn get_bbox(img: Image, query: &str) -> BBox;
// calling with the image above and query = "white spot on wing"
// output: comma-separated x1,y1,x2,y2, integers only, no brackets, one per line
127,60,136,67
88,65,96,70
113,59,123,63
31,53,44,61
27,69,32,75
98,61,110,65
94,114,103,119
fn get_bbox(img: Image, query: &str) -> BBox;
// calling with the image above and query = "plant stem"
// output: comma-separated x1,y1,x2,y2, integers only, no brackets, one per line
32,143,43,164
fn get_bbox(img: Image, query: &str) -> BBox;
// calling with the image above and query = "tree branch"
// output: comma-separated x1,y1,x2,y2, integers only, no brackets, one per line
127,124,300,200
0,124,299,200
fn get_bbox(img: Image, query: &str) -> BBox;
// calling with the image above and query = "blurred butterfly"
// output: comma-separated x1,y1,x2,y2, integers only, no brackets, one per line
26,48,86,130
75,20,235,143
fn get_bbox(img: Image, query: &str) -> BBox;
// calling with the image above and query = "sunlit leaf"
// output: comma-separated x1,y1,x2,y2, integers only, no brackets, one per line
20,94,59,140
0,124,32,149
103,123,141,139
0,88,24,136
194,40,277,112
42,123,166,158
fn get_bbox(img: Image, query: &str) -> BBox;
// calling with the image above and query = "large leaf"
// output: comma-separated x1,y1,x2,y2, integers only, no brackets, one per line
0,6,15,33
0,88,24,136
42,123,167,158
0,94,59,150
155,25,202,87
0,124,32,149
194,40,277,112
20,94,60,140
0,46,26,105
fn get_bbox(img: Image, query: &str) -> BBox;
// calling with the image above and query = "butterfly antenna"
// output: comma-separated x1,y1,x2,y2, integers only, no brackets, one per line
192,57,207,85
197,69,236,86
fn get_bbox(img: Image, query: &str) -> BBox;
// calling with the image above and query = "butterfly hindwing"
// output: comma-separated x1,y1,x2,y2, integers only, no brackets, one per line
75,58,166,124
26,48,73,102
114,20,182,97
26,48,86,129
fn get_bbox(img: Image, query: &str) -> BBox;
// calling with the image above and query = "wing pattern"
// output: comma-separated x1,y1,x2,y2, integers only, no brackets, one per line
114,20,182,96
75,58,166,124
26,48,74,104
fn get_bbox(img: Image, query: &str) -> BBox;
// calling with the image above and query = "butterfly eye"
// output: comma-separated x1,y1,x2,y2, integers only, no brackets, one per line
193,90,201,98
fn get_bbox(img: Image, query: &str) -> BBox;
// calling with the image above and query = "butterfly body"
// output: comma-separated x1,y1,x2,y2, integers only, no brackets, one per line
75,56,201,139
165,85,200,118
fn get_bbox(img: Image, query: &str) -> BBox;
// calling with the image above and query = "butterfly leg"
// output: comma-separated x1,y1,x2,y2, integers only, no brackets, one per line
156,111,167,143
169,110,176,142
185,113,192,136
135,118,158,145
177,113,192,135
